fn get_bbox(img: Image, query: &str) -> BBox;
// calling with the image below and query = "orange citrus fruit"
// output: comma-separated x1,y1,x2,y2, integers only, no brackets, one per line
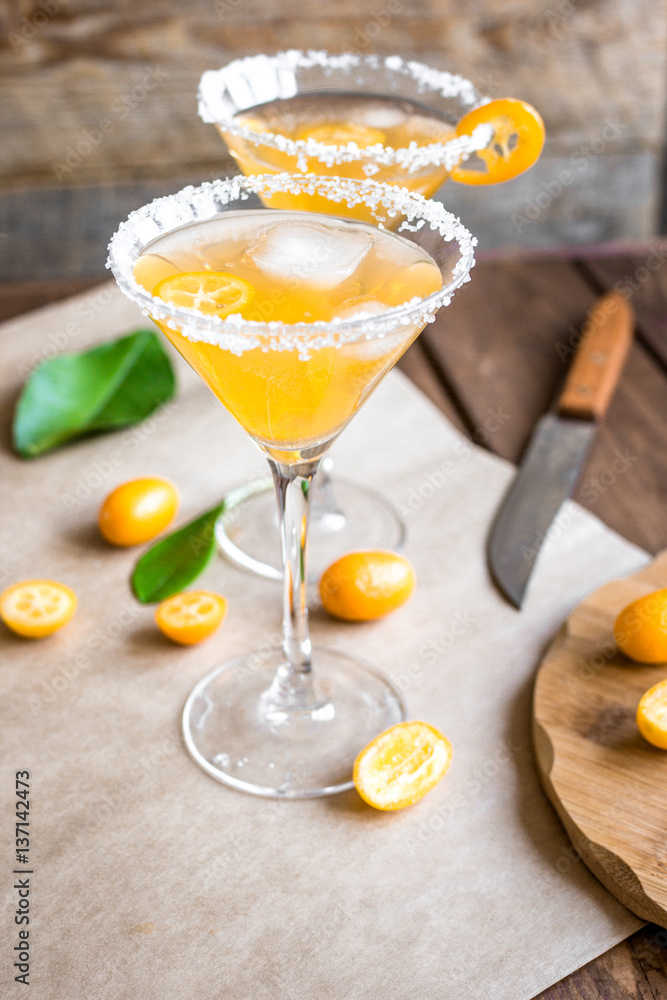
99,477,179,547
637,679,667,749
0,579,77,638
319,550,416,622
297,122,386,147
156,590,228,646
451,98,545,185
154,271,255,318
354,721,453,811
614,589,667,664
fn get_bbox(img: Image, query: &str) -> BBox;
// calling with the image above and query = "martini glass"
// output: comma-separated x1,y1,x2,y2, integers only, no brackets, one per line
196,51,494,581
197,50,496,214
108,173,475,798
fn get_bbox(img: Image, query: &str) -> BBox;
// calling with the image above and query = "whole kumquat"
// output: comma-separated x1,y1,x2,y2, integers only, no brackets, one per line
99,477,179,547
319,550,416,622
637,679,667,749
614,589,667,664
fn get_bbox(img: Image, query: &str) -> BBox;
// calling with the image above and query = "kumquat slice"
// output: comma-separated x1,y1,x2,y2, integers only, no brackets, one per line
154,271,256,319
451,98,545,185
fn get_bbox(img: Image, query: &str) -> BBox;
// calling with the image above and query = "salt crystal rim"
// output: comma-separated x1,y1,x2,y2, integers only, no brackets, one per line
106,173,476,354
198,50,493,173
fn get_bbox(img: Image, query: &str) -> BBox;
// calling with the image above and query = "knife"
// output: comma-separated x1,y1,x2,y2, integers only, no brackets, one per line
488,291,634,608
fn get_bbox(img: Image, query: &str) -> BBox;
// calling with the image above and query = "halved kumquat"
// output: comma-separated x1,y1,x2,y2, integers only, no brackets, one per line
0,579,77,638
354,721,453,811
156,590,228,646
154,271,256,319
451,98,545,185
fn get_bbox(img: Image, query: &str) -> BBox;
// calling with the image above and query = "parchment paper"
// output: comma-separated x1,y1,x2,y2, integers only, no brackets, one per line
0,284,645,999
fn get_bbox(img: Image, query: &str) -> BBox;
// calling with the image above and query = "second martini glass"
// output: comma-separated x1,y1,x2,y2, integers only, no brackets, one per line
108,173,475,797
198,51,544,580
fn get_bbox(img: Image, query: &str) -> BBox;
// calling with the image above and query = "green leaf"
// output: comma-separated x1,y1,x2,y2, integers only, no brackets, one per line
13,329,176,457
131,503,225,604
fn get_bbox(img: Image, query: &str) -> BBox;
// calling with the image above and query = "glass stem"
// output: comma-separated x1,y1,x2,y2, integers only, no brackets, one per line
265,457,322,713
310,457,346,533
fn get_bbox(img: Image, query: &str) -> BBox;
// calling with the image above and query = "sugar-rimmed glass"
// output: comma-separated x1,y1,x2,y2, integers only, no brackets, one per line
198,50,491,580
198,50,493,213
107,172,476,798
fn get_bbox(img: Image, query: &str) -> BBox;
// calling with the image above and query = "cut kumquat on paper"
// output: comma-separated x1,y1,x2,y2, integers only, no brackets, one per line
0,580,77,638
156,590,228,646
154,271,256,319
637,680,667,750
451,98,545,186
354,721,453,811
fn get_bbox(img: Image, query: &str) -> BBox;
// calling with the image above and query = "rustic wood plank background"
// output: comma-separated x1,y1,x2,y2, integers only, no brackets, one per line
1,0,666,279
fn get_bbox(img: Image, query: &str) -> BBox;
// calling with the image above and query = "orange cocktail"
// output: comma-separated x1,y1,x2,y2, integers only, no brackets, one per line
134,208,441,460
198,51,545,223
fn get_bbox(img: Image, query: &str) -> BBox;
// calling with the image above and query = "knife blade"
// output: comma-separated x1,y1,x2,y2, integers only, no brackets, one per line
488,291,634,608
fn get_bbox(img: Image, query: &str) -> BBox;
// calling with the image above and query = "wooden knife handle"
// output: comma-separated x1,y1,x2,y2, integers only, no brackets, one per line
557,292,634,421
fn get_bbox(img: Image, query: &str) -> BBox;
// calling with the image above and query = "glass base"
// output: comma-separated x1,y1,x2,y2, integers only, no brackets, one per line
182,647,407,798
215,476,406,583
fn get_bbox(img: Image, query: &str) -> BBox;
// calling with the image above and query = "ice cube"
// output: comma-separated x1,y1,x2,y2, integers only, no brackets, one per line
373,260,442,306
247,220,373,290
134,254,181,293
332,296,389,321
334,297,416,361
403,114,455,144
356,100,407,130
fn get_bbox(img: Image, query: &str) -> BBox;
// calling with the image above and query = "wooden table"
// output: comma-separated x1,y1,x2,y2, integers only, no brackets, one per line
2,247,666,998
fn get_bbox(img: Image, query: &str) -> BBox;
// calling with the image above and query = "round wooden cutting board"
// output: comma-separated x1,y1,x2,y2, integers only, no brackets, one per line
533,549,667,925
